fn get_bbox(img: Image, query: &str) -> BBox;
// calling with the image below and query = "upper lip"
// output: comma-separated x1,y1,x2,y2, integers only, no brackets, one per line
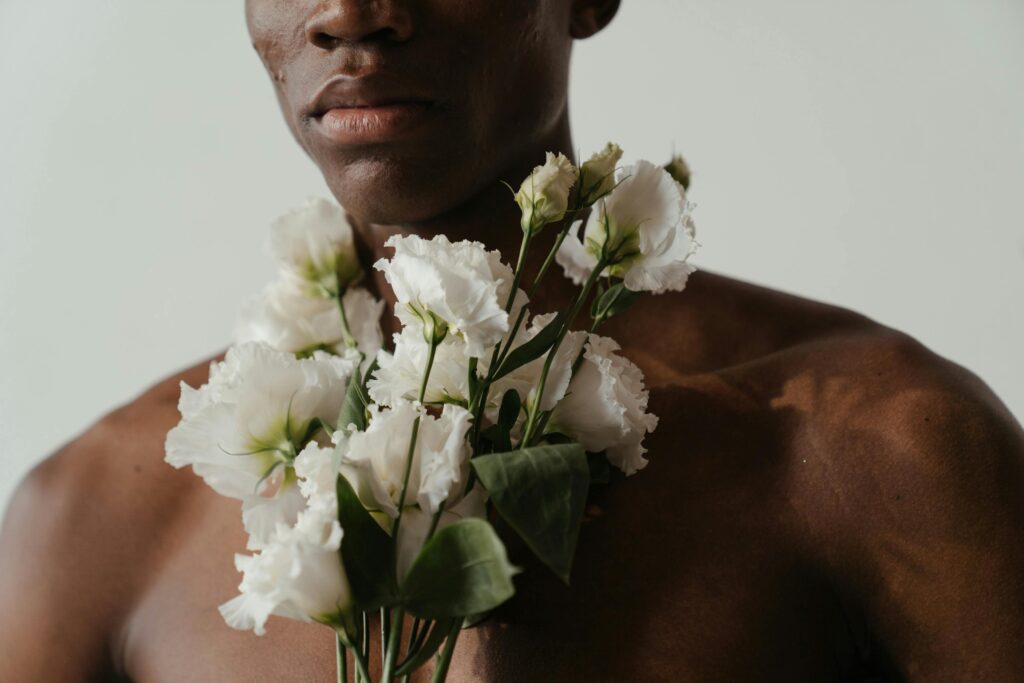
306,75,434,118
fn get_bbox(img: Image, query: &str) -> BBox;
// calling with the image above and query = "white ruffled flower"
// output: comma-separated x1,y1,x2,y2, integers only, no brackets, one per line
547,334,658,475
341,401,473,519
374,234,523,356
368,328,473,407
219,502,351,635
219,441,352,635
368,311,582,433
515,152,578,232
165,343,355,548
236,279,384,359
555,160,698,294
338,398,484,581
484,312,587,418
578,142,623,206
240,484,307,552
270,197,362,298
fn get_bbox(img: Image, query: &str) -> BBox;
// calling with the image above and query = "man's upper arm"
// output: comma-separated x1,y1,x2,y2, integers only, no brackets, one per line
808,339,1024,678
0,428,125,680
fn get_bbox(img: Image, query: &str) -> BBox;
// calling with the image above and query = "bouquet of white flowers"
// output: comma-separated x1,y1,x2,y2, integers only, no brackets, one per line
165,144,698,681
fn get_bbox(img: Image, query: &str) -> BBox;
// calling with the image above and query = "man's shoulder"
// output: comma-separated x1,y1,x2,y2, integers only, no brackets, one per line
702,274,1021,480
0,354,223,674
2,354,221,583
639,271,1022,533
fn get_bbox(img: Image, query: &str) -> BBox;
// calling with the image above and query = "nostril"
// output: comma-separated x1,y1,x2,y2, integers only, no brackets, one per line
310,32,341,50
309,26,400,50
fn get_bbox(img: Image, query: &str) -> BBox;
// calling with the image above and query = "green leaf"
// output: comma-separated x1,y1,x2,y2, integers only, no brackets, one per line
337,359,377,432
336,472,397,609
467,357,481,406
491,311,566,381
590,281,638,321
488,389,521,453
400,518,518,619
471,443,589,584
394,618,457,676
461,612,490,629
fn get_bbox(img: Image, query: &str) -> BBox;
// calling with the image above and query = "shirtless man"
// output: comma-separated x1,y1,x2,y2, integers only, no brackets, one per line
2,2,1022,681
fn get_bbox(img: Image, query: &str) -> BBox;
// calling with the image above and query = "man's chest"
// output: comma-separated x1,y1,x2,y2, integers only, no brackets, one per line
121,432,855,682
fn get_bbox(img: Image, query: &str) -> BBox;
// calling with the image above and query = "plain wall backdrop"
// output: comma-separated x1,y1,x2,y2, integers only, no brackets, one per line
1,1,1022,518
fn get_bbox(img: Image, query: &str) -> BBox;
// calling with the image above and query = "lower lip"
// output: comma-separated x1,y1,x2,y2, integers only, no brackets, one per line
313,103,435,144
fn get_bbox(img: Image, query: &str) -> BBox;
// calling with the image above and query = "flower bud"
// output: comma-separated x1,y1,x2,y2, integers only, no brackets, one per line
270,198,362,299
664,153,691,190
514,152,577,233
578,142,623,207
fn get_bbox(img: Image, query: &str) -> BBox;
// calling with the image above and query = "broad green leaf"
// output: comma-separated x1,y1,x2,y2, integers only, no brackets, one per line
462,611,491,628
336,472,397,609
491,311,566,381
400,518,518,619
471,443,588,584
394,618,457,676
337,359,377,432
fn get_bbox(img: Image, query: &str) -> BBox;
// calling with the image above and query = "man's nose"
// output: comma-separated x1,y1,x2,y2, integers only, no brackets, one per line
305,0,415,49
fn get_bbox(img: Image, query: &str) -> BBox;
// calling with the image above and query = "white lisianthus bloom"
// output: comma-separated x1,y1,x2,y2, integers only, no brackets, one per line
515,151,578,233
294,440,342,502
555,160,699,294
373,234,524,357
368,328,473,407
482,312,587,418
368,310,583,427
547,334,659,475
577,142,623,207
165,343,355,548
236,279,384,359
220,441,352,635
341,401,473,520
219,500,352,635
240,484,307,551
270,197,362,298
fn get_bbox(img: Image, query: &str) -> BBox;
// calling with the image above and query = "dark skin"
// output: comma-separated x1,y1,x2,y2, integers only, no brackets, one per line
1,1,1022,680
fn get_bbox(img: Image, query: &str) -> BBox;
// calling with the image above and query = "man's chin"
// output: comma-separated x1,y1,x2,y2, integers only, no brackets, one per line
322,159,482,227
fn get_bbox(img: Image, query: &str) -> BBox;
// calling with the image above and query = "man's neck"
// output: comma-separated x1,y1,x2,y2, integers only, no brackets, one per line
350,115,582,330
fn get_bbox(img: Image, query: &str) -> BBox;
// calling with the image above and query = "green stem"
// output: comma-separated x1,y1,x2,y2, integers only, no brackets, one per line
527,221,572,300
506,228,533,314
521,258,607,446
336,633,348,683
334,274,357,349
470,225,534,448
379,608,388,666
408,618,426,654
395,617,433,673
430,621,463,683
381,339,438,682
381,607,405,681
350,646,371,683
493,217,576,375
389,338,438,557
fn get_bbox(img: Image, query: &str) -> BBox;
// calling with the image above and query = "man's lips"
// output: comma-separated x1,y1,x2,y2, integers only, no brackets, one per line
306,75,438,144
315,102,435,144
